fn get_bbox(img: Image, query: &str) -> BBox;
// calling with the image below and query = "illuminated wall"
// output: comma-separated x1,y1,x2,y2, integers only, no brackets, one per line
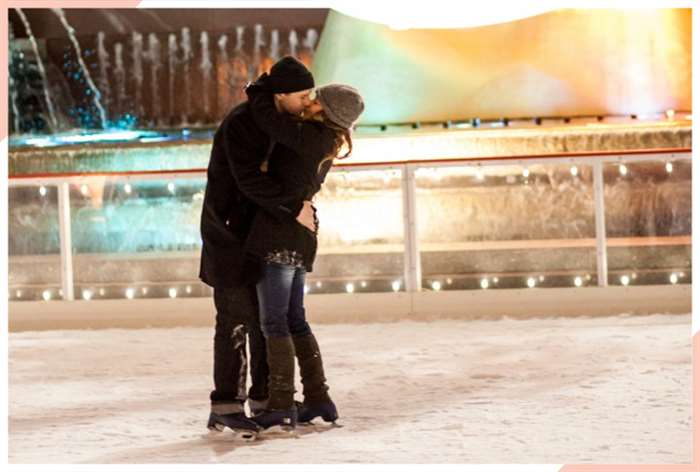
313,9,691,124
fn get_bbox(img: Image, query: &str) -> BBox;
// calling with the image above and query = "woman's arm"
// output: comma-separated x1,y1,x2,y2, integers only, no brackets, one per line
246,79,336,160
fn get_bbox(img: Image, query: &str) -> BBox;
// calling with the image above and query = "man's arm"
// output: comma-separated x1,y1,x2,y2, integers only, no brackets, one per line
246,81,336,159
221,117,304,222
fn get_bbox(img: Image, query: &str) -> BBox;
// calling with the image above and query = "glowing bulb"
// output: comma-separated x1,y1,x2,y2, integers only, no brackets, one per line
527,277,536,288
141,287,149,295
99,288,106,296
169,287,178,298
361,281,367,288
446,278,452,285
493,277,499,283
431,281,442,291
124,183,132,194
539,275,545,282
125,288,135,299
42,290,52,301
82,289,93,301
476,169,485,181
619,164,627,176
392,280,401,292
346,283,355,294
304,285,309,294
480,278,489,289
167,182,176,193
665,109,675,119
15,290,22,298
665,162,673,173
80,184,89,196
522,168,530,178
315,281,322,288
669,273,678,284
39,186,47,197
620,275,630,286
570,166,578,177
185,285,192,294
574,276,583,287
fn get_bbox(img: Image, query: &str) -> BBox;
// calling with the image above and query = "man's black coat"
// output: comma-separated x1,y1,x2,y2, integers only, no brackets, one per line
198,101,304,288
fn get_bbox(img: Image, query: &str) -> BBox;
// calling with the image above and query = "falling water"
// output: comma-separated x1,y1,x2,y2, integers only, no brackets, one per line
96,31,112,116
180,27,193,125
131,32,144,118
288,29,298,57
15,8,59,131
252,24,265,79
52,8,108,128
270,29,280,61
147,33,162,124
168,33,177,122
235,25,244,52
113,42,126,115
8,21,21,133
303,28,319,57
217,34,229,63
200,31,212,117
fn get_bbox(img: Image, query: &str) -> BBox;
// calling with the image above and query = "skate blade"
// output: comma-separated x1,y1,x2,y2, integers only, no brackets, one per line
258,424,299,438
206,424,258,442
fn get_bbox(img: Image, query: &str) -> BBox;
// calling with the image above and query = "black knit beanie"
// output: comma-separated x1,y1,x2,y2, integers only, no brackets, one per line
264,56,315,93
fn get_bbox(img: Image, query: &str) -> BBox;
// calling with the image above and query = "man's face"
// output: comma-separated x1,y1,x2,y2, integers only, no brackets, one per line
274,89,313,115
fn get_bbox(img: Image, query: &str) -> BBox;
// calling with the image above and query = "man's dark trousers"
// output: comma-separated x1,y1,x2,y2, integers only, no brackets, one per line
211,283,269,406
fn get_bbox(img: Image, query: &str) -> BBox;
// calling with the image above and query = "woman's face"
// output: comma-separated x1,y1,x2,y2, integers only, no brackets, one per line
303,90,324,118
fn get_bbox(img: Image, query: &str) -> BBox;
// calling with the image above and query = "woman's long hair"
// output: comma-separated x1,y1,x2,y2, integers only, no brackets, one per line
313,111,353,175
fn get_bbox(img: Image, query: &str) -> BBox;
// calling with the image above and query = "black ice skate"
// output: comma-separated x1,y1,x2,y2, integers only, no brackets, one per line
207,412,260,441
251,407,298,433
296,399,339,424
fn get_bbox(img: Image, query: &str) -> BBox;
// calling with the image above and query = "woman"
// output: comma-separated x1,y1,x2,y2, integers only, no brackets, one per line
243,76,364,431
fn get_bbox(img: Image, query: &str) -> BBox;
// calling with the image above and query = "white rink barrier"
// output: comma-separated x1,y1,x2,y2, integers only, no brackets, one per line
8,284,690,331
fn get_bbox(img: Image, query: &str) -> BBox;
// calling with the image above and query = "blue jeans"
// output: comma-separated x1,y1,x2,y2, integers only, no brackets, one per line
256,262,312,338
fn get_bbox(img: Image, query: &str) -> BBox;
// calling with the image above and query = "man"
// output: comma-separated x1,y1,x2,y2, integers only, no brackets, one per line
199,56,317,436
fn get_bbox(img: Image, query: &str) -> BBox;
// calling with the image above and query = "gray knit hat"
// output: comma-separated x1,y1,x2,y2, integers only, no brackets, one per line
315,84,365,129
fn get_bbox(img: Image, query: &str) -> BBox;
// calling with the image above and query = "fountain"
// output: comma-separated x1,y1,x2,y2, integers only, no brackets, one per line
14,8,59,131
200,31,212,118
147,33,162,125
96,31,112,120
180,27,192,125
52,8,107,129
167,33,177,123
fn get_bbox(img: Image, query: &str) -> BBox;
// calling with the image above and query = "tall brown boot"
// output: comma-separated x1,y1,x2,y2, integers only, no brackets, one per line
251,335,297,430
293,333,338,423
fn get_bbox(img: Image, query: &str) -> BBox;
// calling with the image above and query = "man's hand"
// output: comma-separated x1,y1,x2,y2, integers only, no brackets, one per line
296,201,317,233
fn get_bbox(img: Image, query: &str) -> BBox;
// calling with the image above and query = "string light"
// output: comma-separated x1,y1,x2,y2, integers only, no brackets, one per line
392,280,401,292
125,288,135,299
124,183,132,194
619,164,628,176
42,290,52,301
570,166,578,177
669,273,678,284
665,162,673,173
480,278,489,289
527,277,536,288
345,283,355,294
304,285,309,294
39,186,47,197
620,275,630,286
431,281,442,291
574,276,583,287
80,184,89,196
167,182,176,193
169,287,178,298
522,168,530,178
82,289,93,301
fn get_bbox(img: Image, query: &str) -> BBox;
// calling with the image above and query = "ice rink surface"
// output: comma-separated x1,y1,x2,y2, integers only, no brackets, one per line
8,314,692,464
